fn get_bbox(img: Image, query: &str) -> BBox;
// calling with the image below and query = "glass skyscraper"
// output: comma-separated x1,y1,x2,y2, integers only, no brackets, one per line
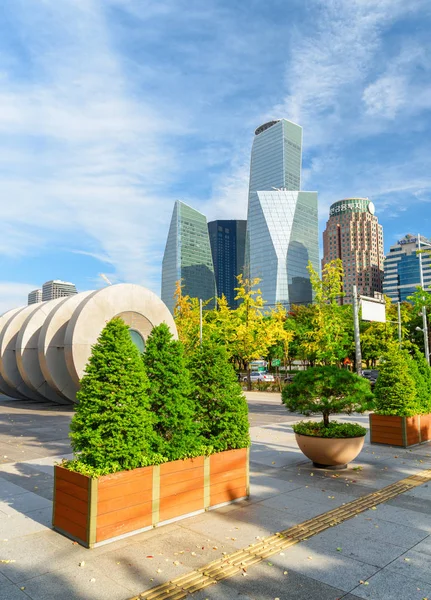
161,200,216,314
208,220,246,308
246,119,319,307
383,234,431,302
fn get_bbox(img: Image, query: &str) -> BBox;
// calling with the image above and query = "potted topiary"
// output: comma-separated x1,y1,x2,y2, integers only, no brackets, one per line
53,318,250,548
282,366,374,468
370,347,431,447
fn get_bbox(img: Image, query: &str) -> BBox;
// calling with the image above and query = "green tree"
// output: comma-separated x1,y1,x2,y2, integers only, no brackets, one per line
188,342,250,451
282,366,373,426
143,323,202,460
69,318,155,474
409,348,431,414
373,347,418,416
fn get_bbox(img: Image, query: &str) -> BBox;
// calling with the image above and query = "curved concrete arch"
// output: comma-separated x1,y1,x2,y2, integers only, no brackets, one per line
0,304,48,401
38,291,95,403
63,284,177,401
16,298,70,404
0,307,27,399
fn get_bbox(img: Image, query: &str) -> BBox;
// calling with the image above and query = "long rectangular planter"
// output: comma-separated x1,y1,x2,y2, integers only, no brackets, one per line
53,447,249,548
369,413,431,447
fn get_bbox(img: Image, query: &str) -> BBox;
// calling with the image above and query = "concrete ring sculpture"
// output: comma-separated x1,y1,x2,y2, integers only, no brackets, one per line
0,307,28,400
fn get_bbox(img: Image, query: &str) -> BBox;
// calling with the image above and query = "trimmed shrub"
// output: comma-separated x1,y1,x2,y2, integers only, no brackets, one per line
68,318,156,475
143,323,202,460
411,348,431,414
293,421,366,438
282,366,373,428
374,349,418,416
188,342,250,452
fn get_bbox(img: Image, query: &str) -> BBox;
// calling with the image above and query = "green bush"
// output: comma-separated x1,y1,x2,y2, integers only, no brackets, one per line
293,421,366,438
143,323,203,460
68,318,156,475
411,348,431,414
282,366,373,428
374,349,418,416
188,342,250,452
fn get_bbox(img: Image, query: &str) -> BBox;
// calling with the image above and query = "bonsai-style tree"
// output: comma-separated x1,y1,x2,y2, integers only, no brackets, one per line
374,348,418,416
282,366,374,427
188,342,250,452
69,318,155,474
143,323,202,460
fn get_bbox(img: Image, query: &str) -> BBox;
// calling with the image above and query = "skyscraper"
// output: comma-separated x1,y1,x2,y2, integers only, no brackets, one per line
246,119,319,307
208,220,246,308
28,289,42,305
162,200,216,314
383,234,431,302
41,280,77,302
322,198,384,304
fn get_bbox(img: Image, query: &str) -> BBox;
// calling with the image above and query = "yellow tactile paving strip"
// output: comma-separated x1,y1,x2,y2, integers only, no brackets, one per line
131,468,431,600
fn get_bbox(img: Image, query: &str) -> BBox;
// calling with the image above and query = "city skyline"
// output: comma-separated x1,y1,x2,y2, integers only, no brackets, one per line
0,1,429,313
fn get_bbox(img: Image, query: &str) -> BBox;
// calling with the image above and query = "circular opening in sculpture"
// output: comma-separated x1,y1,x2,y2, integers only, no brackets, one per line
129,329,145,353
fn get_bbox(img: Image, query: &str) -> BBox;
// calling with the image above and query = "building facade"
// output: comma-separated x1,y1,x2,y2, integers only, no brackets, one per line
41,280,77,302
28,289,42,305
383,234,431,302
322,198,384,304
245,119,319,307
208,220,246,308
161,200,216,314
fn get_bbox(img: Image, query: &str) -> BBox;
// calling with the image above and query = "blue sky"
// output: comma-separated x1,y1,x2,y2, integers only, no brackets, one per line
0,0,430,312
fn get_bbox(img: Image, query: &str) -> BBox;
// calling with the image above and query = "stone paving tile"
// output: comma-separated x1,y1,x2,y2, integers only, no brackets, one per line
0,478,32,500
267,539,380,592
0,583,29,600
350,568,431,600
0,507,51,540
409,535,431,556
259,494,337,521
0,492,51,516
386,491,431,515
15,563,130,600
301,527,408,568
246,474,304,503
385,549,431,584
189,560,345,600
321,513,429,548
364,503,431,533
274,484,358,507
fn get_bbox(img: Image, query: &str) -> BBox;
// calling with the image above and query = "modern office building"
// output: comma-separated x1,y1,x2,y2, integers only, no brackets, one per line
322,198,384,304
208,220,246,308
41,280,77,302
245,119,319,307
383,234,431,302
28,289,42,305
161,200,216,314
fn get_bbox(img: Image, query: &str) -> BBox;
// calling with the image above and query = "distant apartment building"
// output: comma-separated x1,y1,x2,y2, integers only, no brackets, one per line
383,234,431,302
28,289,42,305
41,280,77,302
322,198,384,304
161,201,216,314
208,220,246,308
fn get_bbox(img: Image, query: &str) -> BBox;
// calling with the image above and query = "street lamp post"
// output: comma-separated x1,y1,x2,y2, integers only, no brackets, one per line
417,234,430,364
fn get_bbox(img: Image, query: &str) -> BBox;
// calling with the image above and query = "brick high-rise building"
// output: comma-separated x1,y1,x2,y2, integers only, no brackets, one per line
322,198,384,304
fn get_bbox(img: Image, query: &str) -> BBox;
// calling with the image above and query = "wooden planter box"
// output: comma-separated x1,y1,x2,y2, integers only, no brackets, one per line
369,413,431,447
53,448,249,548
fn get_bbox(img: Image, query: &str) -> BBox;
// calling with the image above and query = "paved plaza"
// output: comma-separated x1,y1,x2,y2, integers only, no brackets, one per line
1,392,431,599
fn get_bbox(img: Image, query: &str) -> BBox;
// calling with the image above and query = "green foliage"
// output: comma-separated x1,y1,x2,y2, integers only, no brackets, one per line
188,342,250,451
293,421,366,439
282,366,373,426
68,318,155,474
142,323,203,460
409,348,431,414
373,348,418,416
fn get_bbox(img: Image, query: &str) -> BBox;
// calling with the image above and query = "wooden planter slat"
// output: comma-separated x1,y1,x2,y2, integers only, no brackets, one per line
53,447,249,548
370,413,431,447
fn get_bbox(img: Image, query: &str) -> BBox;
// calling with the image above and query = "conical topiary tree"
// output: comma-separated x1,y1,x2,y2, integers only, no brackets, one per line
188,342,250,452
374,347,418,416
69,317,155,474
412,348,431,413
142,323,201,460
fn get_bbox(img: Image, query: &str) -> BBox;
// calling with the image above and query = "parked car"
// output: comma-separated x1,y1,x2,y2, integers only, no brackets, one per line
243,372,275,383
283,373,296,384
361,369,379,387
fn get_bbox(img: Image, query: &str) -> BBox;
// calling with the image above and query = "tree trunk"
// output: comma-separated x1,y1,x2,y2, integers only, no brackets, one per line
323,413,330,427
247,367,252,391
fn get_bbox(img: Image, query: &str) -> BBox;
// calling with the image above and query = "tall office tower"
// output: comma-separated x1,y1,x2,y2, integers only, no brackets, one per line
246,119,319,307
322,198,384,304
383,234,431,302
28,289,42,305
208,220,246,308
162,200,216,314
41,280,77,302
